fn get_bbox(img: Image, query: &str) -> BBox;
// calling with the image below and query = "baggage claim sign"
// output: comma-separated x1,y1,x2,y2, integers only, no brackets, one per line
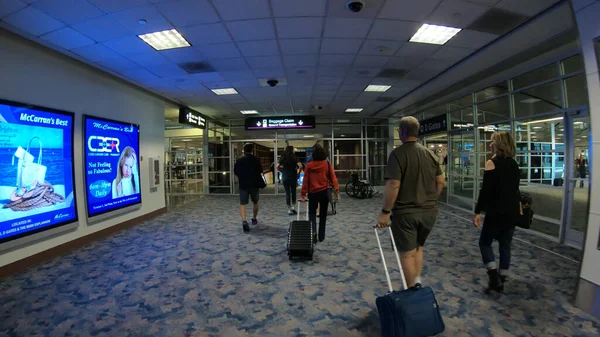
245,116,316,130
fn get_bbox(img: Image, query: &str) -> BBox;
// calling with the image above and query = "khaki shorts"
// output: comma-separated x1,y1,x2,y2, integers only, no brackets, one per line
391,211,438,252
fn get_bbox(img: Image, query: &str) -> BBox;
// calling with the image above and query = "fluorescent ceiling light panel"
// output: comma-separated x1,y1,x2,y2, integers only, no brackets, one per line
138,29,190,51
409,24,462,45
211,88,238,95
240,110,259,115
522,117,563,125
520,98,542,104
364,85,391,92
303,135,315,138
345,108,363,112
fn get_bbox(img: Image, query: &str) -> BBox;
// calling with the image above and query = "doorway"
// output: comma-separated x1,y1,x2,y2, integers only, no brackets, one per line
422,133,449,203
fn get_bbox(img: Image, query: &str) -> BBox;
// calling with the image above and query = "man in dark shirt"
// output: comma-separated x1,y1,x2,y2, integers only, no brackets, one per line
234,143,264,232
376,116,445,288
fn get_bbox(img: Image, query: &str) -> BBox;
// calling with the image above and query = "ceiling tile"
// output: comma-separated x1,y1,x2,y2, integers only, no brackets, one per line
72,17,130,42
351,67,381,77
103,36,154,56
283,54,319,67
320,38,363,54
327,0,384,18
427,0,490,28
229,79,260,88
212,0,270,21
160,47,205,63
33,0,103,25
96,55,141,73
246,56,282,69
359,40,402,56
237,40,279,57
496,0,557,16
220,70,256,80
354,55,389,67
385,56,425,69
378,0,441,21
344,77,372,85
279,39,321,55
275,18,324,39
396,43,441,58
3,6,64,36
40,27,95,50
226,19,276,42
122,68,162,82
403,68,438,81
86,0,147,13
71,43,122,63
324,17,373,39
317,67,350,77
430,46,472,62
156,0,220,27
147,63,188,78
209,58,249,71
417,58,455,71
252,67,285,78
444,29,498,50
109,5,173,35
128,50,171,67
314,84,340,91
200,43,242,59
179,23,232,45
202,81,232,89
319,54,355,67
0,0,27,18
340,83,367,91
288,67,317,77
271,0,327,17
316,77,344,85
313,90,337,97
368,19,421,41
188,72,226,83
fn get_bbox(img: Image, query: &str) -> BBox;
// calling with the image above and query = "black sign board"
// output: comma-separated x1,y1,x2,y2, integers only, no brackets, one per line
419,115,447,136
179,108,206,129
245,116,316,130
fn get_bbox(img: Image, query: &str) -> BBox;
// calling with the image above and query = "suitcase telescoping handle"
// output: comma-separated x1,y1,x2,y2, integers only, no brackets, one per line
297,200,309,221
374,226,408,292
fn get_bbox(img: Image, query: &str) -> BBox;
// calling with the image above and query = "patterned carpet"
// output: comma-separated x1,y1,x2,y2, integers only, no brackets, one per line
1,195,599,337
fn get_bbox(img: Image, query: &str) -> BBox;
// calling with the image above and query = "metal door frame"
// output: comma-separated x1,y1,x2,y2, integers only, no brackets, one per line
560,109,590,248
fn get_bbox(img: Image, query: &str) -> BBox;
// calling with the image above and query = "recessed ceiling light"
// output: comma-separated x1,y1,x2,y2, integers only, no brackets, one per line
522,117,563,125
409,23,462,45
364,85,391,92
211,88,238,95
345,108,363,112
337,119,350,123
240,110,259,115
520,98,542,104
138,29,191,51
582,135,588,138
138,19,147,25
533,126,543,129
303,135,315,138
181,139,192,142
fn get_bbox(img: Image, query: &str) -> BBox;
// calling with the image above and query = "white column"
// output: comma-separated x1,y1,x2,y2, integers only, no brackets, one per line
572,0,600,318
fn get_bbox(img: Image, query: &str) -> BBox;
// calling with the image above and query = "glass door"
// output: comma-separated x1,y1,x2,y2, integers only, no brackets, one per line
562,112,590,248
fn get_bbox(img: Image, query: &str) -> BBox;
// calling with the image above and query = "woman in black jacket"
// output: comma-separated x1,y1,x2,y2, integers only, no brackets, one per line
473,131,521,293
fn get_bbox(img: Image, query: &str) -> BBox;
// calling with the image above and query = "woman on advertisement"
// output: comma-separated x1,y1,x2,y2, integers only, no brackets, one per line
112,146,139,198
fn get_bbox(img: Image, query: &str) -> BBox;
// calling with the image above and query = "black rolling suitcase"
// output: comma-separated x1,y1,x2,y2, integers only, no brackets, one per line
287,201,314,261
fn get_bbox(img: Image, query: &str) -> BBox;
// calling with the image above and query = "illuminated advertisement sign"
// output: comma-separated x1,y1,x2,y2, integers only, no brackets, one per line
84,115,141,217
179,108,206,129
0,99,77,244
245,116,316,130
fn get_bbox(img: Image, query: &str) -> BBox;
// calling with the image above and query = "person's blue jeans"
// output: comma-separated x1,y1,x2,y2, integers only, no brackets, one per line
479,218,515,271
283,180,297,206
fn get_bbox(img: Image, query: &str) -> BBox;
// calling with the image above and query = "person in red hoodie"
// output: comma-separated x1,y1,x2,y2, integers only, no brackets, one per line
301,144,339,244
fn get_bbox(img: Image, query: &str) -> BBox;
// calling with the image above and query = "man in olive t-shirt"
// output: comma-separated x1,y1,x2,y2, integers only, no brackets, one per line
376,116,445,288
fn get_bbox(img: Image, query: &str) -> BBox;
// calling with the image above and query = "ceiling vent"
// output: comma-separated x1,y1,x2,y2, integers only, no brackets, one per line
178,62,215,74
467,8,528,35
377,68,408,78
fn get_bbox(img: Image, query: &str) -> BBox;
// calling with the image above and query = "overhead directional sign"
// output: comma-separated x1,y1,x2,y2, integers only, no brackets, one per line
179,108,206,129
419,115,447,136
245,116,316,130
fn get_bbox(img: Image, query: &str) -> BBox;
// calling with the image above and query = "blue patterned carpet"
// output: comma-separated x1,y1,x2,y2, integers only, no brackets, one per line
1,195,599,336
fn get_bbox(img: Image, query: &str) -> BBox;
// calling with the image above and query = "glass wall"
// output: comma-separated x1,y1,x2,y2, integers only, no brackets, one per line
165,137,204,196
410,53,589,245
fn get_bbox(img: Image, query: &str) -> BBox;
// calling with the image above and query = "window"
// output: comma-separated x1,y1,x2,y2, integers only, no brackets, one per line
514,81,563,118
476,82,508,101
513,63,558,89
565,74,588,108
477,96,510,123
562,54,584,74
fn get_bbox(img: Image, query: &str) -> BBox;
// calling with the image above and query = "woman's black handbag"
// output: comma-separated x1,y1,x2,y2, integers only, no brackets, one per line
517,192,534,229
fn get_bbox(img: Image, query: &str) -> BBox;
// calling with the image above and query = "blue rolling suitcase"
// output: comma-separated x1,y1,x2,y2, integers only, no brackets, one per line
374,227,445,337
